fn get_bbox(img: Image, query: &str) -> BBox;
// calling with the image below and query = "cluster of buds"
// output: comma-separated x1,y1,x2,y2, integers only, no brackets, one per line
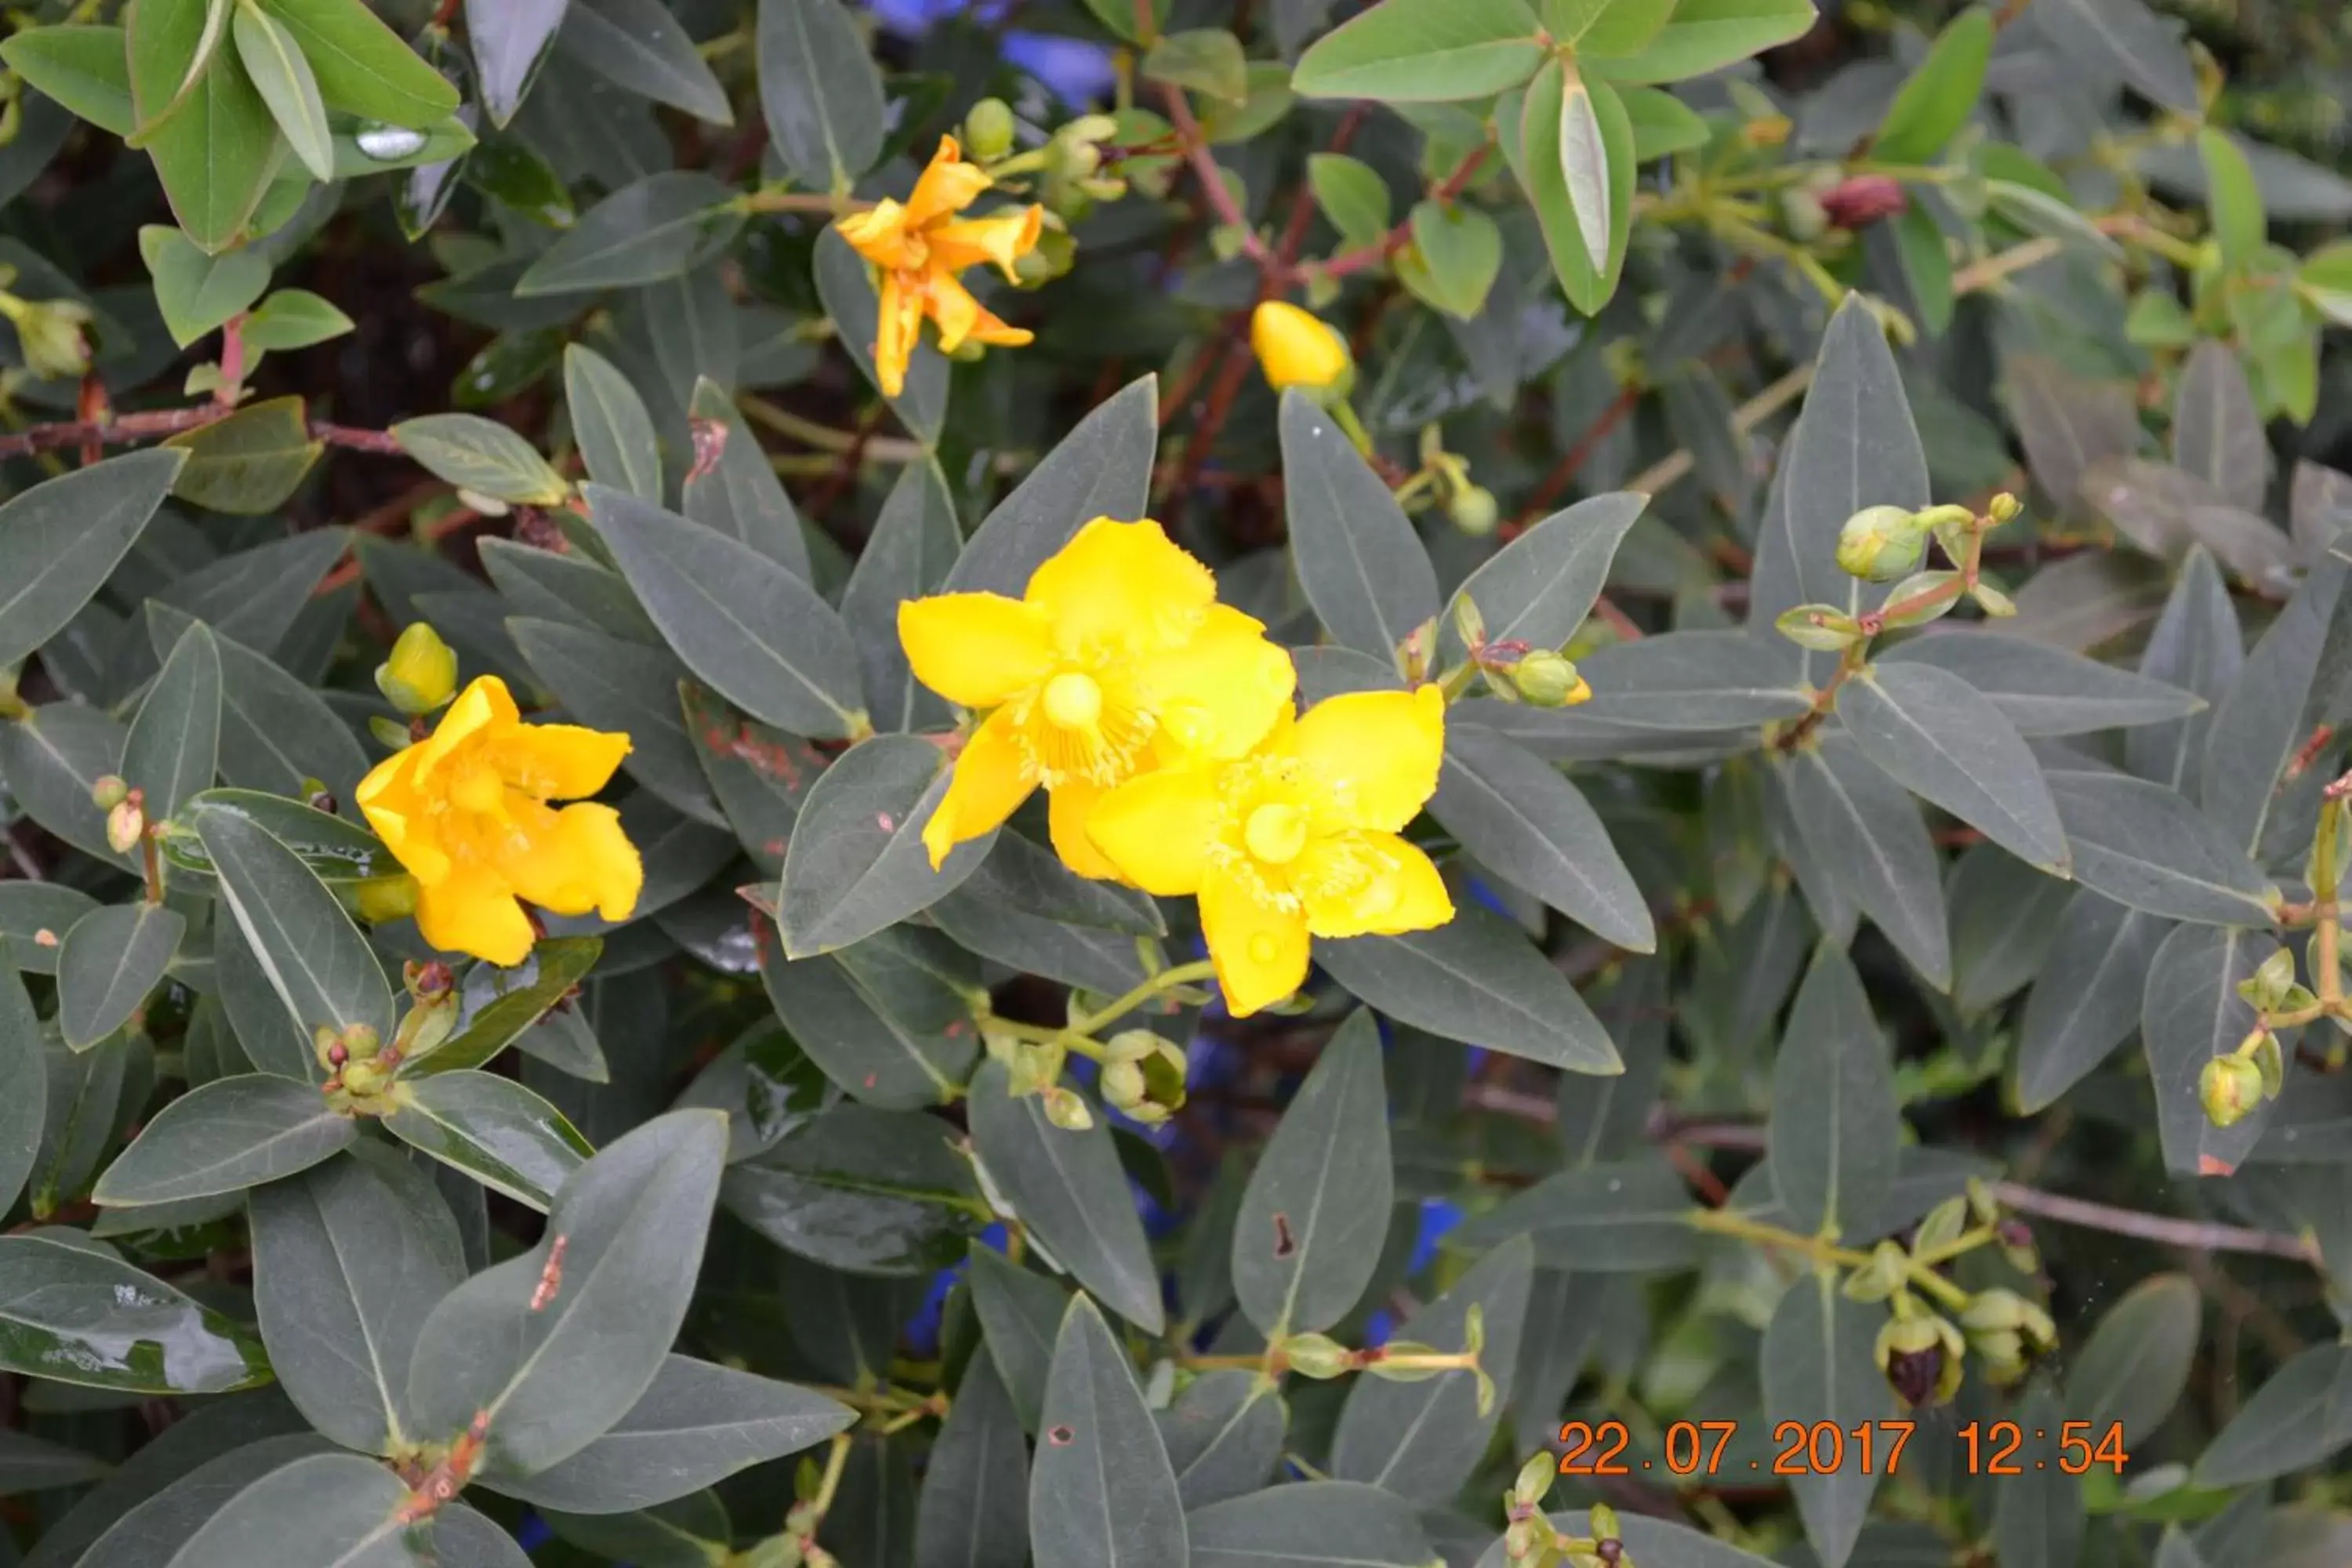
0,274,95,383
1278,1308,1497,1411
1450,596,1594,710
91,775,147,856
985,1025,1094,1131
2202,945,2307,1126
1099,1029,1188,1125
320,960,459,1106
1959,1287,2060,1387
1503,1465,1632,1568
1390,423,1497,535
1780,494,2024,654
1852,1186,2053,1406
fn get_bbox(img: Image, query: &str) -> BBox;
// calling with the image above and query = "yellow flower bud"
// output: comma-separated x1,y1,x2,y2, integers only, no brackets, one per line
340,1058,384,1096
964,97,1016,161
0,293,95,382
1448,485,1499,535
1250,300,1352,396
376,622,459,716
2200,1052,2266,1127
106,798,146,855
1512,652,1590,708
1835,505,1929,582
352,873,420,925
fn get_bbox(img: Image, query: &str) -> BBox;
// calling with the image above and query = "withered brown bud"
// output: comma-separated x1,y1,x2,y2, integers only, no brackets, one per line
1819,175,1907,230
1885,1345,1944,1408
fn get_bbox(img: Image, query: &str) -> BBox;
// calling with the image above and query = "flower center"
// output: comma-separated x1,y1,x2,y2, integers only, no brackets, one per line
1041,672,1103,730
1243,803,1308,866
451,764,506,816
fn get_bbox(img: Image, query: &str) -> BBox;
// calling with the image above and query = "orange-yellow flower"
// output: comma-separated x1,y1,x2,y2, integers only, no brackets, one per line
355,676,642,967
898,517,1295,877
1087,687,1455,1017
836,136,1044,397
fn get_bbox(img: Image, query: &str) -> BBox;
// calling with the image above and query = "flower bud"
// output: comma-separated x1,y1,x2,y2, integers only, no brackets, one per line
106,798,146,855
0,294,95,381
376,622,459,716
1835,504,1929,582
343,1023,380,1059
1281,1332,1351,1378
1101,1058,1146,1112
2200,1052,2266,1128
1250,300,1352,397
963,98,1016,161
1840,1240,1909,1303
1102,1033,1187,1124
1040,1085,1094,1131
90,775,129,810
1986,492,2022,524
339,1058,384,1096
2238,946,2297,1011
353,873,419,924
1774,604,1867,652
1780,187,1830,242
1819,174,1908,230
1448,485,1500,536
314,1023,345,1069
1513,652,1591,708
1512,1451,1554,1511
1875,1310,1964,1406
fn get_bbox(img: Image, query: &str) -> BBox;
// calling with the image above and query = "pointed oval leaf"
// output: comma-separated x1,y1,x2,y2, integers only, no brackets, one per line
407,1109,727,1477
843,458,961,731
2200,555,2347,858
1430,726,1654,949
1450,1155,1702,1273
564,345,661,503
392,412,569,505
1870,8,1991,165
1840,662,2071,872
0,1233,270,1394
1280,388,1440,661
0,970,43,1216
1768,943,1900,1240
2173,340,2267,512
1444,492,1646,656
757,0,885,191
1773,739,1951,987
161,1451,412,1568
1596,0,1818,84
0,449,185,670
682,379,814,581
2045,768,2276,925
721,1102,986,1275
2015,891,2171,1112
1159,1369,1283,1509
2031,0,2198,114
755,919,976,1110
405,938,604,1078
466,0,567,125
2066,1273,2201,1448
968,1061,1163,1333
383,1069,593,1212
515,172,745,296
1761,1273,1889,1568
150,608,368,806
56,903,186,1051
1189,1482,1437,1568
2144,924,2278,1178
95,1073,353,1207
1292,0,1544,102
1030,1295,1186,1568
2127,548,2241,796
193,798,392,1048
912,1354,1028,1568
779,734,993,956
230,3,332,180
1881,633,2201,738
259,0,460,125
122,623,223,837
555,0,731,123
946,376,1157,598
2194,1343,2352,1486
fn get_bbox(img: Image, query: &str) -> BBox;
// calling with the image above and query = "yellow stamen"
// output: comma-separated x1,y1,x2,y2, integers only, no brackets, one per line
1243,803,1308,866
1041,672,1103,729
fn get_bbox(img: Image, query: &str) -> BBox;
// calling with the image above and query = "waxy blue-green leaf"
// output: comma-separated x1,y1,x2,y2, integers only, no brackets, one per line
1947,843,2075,1013
967,1245,1071,1434
756,919,976,1109
1769,943,1899,1239
1159,1369,1283,1509
969,1062,1163,1333
193,797,391,1048
407,938,604,1078
95,1073,353,1206
720,1102,987,1276
2045,768,2277,925
2129,548,2241,796
27,1393,311,1568
2144,924,2278,1178
0,883,95,976
2016,891,2171,1111
555,0,731,123
1772,735,1951,988
1841,661,2071,872
843,458,961,732
1319,905,1622,1073
779,735,993,956
1453,1155,1703,1272
0,1234,270,1394
1444,492,1646,658
682,379,815,581
812,226,951,445
2201,555,2347,860
0,969,45,1216
31,1027,132,1214
0,1428,108,1494
0,449,185,672
518,172,745,296
508,617,723,824
249,1148,466,1455
1593,0,1817,83
758,0,884,190
589,485,865,739
383,1069,593,1212
147,608,369,807
498,1355,852,1515
1762,1272,1889,1568
1995,1391,2086,1568
161,788,390,884
154,528,347,655
946,375,1158,598
564,344,661,503
2067,1273,2201,1448
1030,1295,1186,1568
125,621,223,827
1431,726,1654,949
1292,0,1544,102
1882,634,2201,738
56,903,185,1051
1233,1011,1391,1338
2194,1343,2352,1486
1191,1483,1438,1568
408,1110,726,1478
2173,340,2267,511
2031,0,2199,115
913,1354,1027,1568
1280,388,1440,661
1330,1236,1532,1503
1,704,131,866
467,0,566,125
160,1451,411,1568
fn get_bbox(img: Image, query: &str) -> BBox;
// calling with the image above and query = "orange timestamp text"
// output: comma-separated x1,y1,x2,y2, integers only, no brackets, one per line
1558,1418,2129,1478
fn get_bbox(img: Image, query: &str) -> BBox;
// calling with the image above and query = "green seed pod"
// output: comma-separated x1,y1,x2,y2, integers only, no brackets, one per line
2199,1052,2267,1128
1448,485,1500,535
1513,651,1591,707
1835,504,1929,582
963,97,1016,160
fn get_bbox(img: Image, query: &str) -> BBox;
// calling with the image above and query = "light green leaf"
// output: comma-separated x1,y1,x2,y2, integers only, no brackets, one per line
1293,0,1544,103
1621,84,1709,158
258,0,459,125
2200,128,2265,274
94,1073,354,1207
1,26,136,136
1160,1369,1283,1508
1308,152,1392,250
1871,8,1990,165
1399,198,1501,318
0,449,186,672
1142,28,1249,103
238,288,350,350
393,412,569,504
231,1,332,180
1030,1295,1187,1567
1445,493,1646,657
139,225,270,347
147,608,369,808
1515,60,1635,314
56,903,187,1051
383,1069,594,1212
1596,0,1817,83
126,0,285,253
160,397,324,514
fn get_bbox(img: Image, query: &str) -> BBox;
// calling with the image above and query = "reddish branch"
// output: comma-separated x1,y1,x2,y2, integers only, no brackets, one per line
0,405,408,459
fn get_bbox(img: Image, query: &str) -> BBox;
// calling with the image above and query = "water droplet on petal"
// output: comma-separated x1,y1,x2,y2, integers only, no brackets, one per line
1247,933,1279,964
356,124,428,162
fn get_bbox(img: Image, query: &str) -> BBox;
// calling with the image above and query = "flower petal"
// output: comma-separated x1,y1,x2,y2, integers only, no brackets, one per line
1046,777,1126,882
1087,767,1221,895
922,707,1034,869
412,676,520,786
1295,831,1454,938
416,866,535,967
1137,604,1296,761
495,724,632,802
905,135,990,229
1023,517,1215,655
872,269,923,399
1200,862,1309,1018
1280,685,1446,833
928,206,1042,280
496,800,644,922
837,198,917,269
898,592,1056,710
356,750,453,884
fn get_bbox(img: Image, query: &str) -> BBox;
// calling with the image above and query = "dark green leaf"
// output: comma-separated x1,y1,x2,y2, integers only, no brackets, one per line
2143,924,2278,1177
779,735,992,956
1994,1387,2086,1568
1769,943,1899,1240
383,1069,593,1211
2015,891,2170,1111
913,1354,1027,1568
556,0,732,123
1455,1149,1700,1273
0,1428,109,1494
160,1451,411,1568
125,621,223,827
1761,1273,1889,1568
1158,1369,1283,1509
1840,662,2071,872
1292,0,1544,102
161,787,390,884
1,704,131,865
945,375,1157,598
2173,341,2267,512
1233,1010,1392,1338
968,1061,1163,1333
1281,389,1439,659
2200,556,2347,859
466,0,566,125
2127,548,2241,796
565,345,662,503
1430,726,1654,949
1947,844,2074,1013
193,797,392,1047
1444,492,1646,657
2031,0,2198,114
248,1146,466,1454
720,1103,986,1275
1030,1294,1186,1568
2066,1272,2200,1448
0,449,184,671
0,968,45,1215
0,883,93,975
1329,1236,1532,1503
1189,1482,1438,1567
95,1073,352,1207
56,903,184,1051
0,1234,270,1394
757,919,976,1109
2045,768,2277,925
842,458,960,732
1319,904,1623,1073
31,1029,132,1213
967,1244,1070,1433
2194,1343,2352,1486
408,1109,726,1476
682,379,815,582
408,938,604,1077
517,172,746,296
759,0,886,190
148,609,369,807
1881,633,2202,738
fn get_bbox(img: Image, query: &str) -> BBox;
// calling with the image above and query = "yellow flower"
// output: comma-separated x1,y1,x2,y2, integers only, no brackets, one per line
898,517,1295,877
1250,300,1352,394
355,676,642,967
1087,687,1455,1017
376,622,459,716
836,136,1044,397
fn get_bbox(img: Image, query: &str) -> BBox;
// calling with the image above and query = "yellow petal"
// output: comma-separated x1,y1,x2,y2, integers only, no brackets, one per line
837,198,916,268
1281,685,1446,833
356,750,452,884
415,866,535,967
898,592,1056,710
1047,777,1125,881
412,676,519,786
1200,863,1309,1018
928,206,1042,280
1295,830,1454,938
906,135,990,229
872,269,922,399
498,800,644,921
923,708,1034,869
924,269,1033,354
1023,517,1215,656
1136,604,1296,761
495,723,632,802
1086,767,1221,895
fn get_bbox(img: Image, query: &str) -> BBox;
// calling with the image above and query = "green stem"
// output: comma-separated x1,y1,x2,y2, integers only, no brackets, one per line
1070,958,1217,1037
